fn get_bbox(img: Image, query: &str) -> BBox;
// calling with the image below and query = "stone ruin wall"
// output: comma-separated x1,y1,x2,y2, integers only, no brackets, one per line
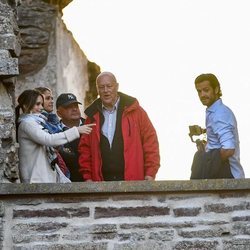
0,0,99,182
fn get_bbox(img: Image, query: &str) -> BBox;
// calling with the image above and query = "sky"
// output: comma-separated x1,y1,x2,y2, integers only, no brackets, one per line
63,0,250,180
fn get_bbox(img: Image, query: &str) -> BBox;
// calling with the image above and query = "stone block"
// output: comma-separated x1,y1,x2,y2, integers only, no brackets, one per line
12,222,68,234
118,232,146,242
173,207,201,217
13,242,108,250
13,233,59,244
95,206,170,219
92,232,117,241
223,239,250,250
120,222,172,230
204,202,247,213
232,215,250,222
13,207,90,218
90,224,117,234
18,47,48,75
114,242,170,250
0,57,18,76
0,34,21,56
178,227,229,238
20,27,49,46
0,49,10,59
149,230,174,241
174,240,219,250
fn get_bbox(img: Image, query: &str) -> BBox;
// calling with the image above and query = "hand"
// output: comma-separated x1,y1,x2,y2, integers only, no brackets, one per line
85,179,93,182
144,175,154,181
77,123,96,135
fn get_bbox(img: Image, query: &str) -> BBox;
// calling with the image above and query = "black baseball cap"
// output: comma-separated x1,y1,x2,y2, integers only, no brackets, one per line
56,93,82,108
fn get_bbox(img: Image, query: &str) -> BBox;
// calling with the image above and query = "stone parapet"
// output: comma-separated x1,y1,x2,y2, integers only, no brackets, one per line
0,178,249,196
1,179,250,249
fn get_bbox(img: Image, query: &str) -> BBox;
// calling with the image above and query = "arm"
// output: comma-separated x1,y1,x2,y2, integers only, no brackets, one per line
20,120,80,147
220,148,235,161
78,123,93,181
139,107,160,179
214,113,236,162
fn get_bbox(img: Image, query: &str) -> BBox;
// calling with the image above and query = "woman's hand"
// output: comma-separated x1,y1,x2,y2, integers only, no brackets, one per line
77,123,96,135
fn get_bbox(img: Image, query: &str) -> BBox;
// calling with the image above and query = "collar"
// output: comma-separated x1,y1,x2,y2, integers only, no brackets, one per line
206,98,222,113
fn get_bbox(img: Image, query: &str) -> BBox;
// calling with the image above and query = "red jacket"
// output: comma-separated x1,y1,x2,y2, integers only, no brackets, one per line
78,92,160,181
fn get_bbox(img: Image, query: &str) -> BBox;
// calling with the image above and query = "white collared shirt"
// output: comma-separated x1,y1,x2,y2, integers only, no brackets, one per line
101,97,120,147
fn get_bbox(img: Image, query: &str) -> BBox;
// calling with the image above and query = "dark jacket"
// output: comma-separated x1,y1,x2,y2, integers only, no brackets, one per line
190,149,233,179
59,117,85,182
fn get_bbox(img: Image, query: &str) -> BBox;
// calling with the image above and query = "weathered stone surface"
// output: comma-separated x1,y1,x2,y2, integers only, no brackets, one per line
95,206,170,219
0,34,21,56
173,207,201,217
20,27,50,47
85,61,100,107
232,222,250,235
1,182,250,248
178,227,230,238
174,240,219,249
0,57,18,76
0,179,250,196
0,202,4,217
232,215,250,222
13,242,108,250
114,242,169,250
205,202,247,213
43,0,73,10
118,232,146,242
12,222,68,234
120,222,194,230
17,0,56,75
149,230,174,241
13,207,90,218
223,239,250,250
90,224,117,234
13,233,60,244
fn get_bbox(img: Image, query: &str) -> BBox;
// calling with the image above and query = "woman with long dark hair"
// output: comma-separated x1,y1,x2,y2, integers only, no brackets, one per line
16,89,95,183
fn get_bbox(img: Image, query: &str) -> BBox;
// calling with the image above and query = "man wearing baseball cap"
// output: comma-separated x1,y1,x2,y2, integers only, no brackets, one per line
56,93,85,181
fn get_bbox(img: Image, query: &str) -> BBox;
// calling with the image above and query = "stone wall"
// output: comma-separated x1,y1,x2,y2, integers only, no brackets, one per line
0,0,100,182
0,179,250,249
0,0,20,182
15,0,99,113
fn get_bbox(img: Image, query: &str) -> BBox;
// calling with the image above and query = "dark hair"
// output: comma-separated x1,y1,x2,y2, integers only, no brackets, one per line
34,87,51,95
15,89,43,121
194,73,222,97
15,89,43,141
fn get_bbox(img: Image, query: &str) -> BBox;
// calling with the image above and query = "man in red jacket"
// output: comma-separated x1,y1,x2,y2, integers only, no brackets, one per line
78,72,160,181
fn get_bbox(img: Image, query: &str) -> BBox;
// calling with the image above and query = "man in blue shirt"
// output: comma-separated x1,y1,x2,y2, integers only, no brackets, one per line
191,73,245,179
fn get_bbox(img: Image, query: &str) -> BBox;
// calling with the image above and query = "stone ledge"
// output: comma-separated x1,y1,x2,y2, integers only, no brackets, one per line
0,179,249,196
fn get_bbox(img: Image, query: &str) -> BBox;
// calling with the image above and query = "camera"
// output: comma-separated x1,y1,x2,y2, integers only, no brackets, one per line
188,125,206,151
189,125,206,136
188,125,206,142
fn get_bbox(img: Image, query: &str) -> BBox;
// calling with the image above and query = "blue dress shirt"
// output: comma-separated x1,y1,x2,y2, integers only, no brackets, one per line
205,99,245,178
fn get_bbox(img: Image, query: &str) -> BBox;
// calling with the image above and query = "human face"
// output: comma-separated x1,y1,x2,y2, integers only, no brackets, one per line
195,80,219,107
57,103,81,122
96,74,119,110
42,90,54,113
30,95,43,114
